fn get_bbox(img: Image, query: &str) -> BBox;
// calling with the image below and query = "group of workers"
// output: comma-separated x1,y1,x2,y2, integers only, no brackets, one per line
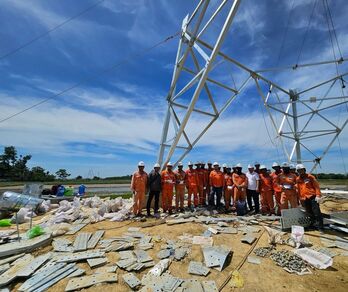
130,160,324,231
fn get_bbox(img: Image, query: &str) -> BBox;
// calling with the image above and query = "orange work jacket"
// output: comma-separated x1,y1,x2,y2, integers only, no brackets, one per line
259,173,273,192
296,174,321,200
131,171,148,192
209,170,224,187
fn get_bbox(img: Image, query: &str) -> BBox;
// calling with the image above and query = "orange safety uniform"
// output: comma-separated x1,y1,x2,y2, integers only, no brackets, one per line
209,170,224,187
185,168,199,207
296,174,321,201
161,170,176,212
270,171,282,215
224,173,234,210
259,173,274,214
232,173,247,203
197,168,206,205
130,171,148,215
276,173,298,210
175,169,186,210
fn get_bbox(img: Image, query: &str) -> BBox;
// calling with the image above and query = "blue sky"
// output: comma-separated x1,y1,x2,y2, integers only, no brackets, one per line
0,0,347,177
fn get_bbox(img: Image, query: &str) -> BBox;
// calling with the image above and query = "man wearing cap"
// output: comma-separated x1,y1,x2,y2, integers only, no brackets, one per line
276,162,298,210
161,162,176,214
175,162,186,212
246,164,260,213
209,162,224,209
224,166,234,212
259,165,274,215
146,163,161,217
186,162,199,210
254,162,261,174
296,164,324,231
205,162,213,205
196,162,206,206
270,162,282,215
131,161,148,216
232,163,248,214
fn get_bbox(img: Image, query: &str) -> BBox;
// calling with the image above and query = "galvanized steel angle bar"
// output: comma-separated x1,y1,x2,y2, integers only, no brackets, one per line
87,230,105,249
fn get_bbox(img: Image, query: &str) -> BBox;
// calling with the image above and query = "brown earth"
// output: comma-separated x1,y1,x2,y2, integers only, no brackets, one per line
6,207,347,292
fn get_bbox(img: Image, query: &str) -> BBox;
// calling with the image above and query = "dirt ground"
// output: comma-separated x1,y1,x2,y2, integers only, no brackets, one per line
6,216,346,291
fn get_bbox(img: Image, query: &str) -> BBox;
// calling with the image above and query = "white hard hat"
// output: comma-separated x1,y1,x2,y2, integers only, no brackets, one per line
281,162,290,168
296,164,306,170
222,163,227,167
138,161,145,167
235,163,242,168
167,162,173,167
154,163,160,168
213,162,219,166
178,162,183,166
248,164,254,168
254,161,260,165
260,165,267,170
188,161,193,166
272,162,280,167
289,164,295,169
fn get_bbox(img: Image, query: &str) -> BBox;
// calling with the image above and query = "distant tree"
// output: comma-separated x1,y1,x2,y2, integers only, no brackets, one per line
0,146,18,179
93,176,100,180
56,169,71,180
75,175,83,180
11,154,32,180
30,166,48,181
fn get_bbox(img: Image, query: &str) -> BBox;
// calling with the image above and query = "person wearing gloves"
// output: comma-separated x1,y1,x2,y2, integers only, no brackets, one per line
270,162,282,215
259,165,274,215
161,162,176,214
224,166,234,212
296,164,324,232
186,161,199,210
209,162,224,209
246,164,260,213
232,163,248,215
146,163,161,217
175,162,186,212
276,162,298,210
130,161,148,216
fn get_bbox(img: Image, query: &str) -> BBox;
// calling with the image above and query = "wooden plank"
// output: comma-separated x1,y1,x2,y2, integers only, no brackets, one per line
87,257,107,268
87,230,105,249
0,254,33,287
16,253,51,277
73,233,91,252
0,234,52,258
65,273,117,291
66,224,87,235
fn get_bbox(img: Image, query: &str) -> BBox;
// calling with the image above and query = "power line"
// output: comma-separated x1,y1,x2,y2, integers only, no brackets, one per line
0,0,105,61
0,31,180,124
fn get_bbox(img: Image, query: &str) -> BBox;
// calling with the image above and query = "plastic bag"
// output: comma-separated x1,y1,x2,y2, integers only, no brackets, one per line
0,219,11,227
291,225,305,248
27,225,45,239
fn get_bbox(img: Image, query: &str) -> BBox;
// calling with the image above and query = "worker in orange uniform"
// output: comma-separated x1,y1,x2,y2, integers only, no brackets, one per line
186,161,199,210
196,161,206,206
130,161,148,217
161,162,176,214
209,162,224,210
224,166,234,212
175,162,186,213
296,164,324,232
200,162,209,206
270,162,282,215
205,161,213,205
276,162,298,210
232,163,248,215
259,165,274,215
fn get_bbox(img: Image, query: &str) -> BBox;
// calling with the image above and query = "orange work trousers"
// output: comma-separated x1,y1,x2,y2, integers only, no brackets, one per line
261,190,274,214
233,187,246,204
280,190,298,210
198,185,205,205
175,185,185,210
224,187,233,210
133,190,145,215
162,186,174,212
187,186,199,208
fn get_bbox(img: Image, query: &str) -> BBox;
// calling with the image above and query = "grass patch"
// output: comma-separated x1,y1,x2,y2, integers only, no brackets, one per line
0,179,130,187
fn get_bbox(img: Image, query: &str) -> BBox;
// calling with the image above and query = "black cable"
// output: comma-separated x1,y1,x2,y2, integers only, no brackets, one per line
0,0,105,61
296,0,318,66
0,31,180,124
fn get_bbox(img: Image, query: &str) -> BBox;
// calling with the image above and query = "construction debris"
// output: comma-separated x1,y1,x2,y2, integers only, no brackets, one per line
65,273,117,291
73,232,91,251
122,272,141,289
202,245,231,271
254,246,274,257
54,250,105,263
87,257,108,268
188,261,210,276
294,248,333,269
270,250,311,275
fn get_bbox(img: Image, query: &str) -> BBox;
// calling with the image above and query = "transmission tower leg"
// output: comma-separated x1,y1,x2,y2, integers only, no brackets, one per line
290,89,302,164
